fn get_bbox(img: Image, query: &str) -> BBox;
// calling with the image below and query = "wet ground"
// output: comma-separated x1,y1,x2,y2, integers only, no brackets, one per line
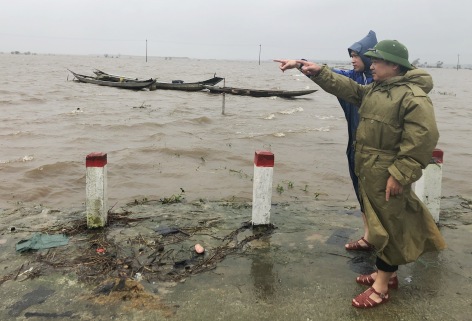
0,195,471,321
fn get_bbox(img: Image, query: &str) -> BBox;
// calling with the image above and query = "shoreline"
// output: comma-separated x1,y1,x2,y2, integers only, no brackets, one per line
0,195,470,320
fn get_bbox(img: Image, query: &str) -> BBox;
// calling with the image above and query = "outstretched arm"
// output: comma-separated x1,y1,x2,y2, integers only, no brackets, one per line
273,59,298,71
274,59,322,76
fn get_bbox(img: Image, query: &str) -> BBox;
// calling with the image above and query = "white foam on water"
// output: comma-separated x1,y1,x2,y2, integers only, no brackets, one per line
279,107,304,115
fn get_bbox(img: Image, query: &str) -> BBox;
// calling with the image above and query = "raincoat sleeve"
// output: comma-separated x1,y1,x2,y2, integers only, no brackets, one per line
310,65,366,106
332,68,355,78
388,89,439,185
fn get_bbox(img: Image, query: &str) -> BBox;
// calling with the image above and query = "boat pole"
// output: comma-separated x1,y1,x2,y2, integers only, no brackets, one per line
222,78,226,115
86,152,108,228
252,150,274,225
259,44,261,65
146,39,148,62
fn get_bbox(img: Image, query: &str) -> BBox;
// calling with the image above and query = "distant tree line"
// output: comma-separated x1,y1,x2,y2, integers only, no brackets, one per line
412,58,446,68
10,51,36,55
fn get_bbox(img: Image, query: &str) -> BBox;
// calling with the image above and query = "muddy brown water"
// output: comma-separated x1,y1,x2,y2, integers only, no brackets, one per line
1,54,471,210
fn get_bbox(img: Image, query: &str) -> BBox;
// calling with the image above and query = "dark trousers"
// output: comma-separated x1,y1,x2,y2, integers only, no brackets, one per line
376,257,398,273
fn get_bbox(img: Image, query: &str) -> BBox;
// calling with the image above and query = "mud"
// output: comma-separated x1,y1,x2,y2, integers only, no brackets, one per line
0,195,471,320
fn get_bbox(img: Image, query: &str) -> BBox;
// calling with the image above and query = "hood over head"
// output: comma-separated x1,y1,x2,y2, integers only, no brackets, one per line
348,30,378,73
403,68,433,94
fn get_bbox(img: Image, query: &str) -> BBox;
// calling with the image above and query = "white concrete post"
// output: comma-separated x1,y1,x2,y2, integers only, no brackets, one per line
414,149,443,223
86,152,108,228
252,150,274,225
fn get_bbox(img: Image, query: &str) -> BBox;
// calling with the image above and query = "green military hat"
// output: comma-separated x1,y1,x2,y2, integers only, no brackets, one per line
364,40,414,70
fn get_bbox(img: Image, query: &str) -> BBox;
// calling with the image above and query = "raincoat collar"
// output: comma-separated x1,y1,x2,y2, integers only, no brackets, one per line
373,68,433,94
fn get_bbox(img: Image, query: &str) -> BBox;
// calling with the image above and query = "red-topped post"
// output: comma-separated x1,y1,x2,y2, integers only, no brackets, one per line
86,152,108,228
414,148,443,223
252,151,274,225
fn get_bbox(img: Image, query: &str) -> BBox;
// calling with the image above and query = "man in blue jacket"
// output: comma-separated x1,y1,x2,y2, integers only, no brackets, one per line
334,30,378,251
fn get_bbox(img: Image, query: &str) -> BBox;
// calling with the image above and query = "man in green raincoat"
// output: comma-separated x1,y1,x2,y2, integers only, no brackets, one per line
275,40,446,309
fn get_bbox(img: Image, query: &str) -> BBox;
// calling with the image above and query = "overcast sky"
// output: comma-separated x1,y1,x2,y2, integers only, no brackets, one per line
1,0,470,65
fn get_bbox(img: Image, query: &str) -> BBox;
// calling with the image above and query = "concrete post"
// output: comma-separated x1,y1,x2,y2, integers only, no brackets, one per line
252,151,274,225
414,149,443,223
86,152,108,228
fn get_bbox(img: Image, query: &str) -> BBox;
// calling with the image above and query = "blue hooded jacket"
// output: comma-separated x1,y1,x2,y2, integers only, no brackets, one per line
333,30,377,204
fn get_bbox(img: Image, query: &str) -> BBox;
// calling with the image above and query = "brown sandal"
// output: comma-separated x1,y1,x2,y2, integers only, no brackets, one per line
356,272,399,289
345,237,375,251
352,287,389,309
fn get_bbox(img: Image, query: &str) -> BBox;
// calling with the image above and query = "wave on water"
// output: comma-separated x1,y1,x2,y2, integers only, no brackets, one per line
68,107,84,114
264,107,304,120
1,131,34,137
18,97,47,105
316,115,341,120
152,146,211,159
235,131,265,138
0,155,34,164
0,99,15,106
278,107,304,115
185,116,213,124
74,122,166,133
132,122,166,129
149,132,166,140
271,126,331,137
236,125,332,139
22,161,82,179
264,107,304,119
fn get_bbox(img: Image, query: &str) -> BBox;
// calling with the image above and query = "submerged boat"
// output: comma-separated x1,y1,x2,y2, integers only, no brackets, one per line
69,69,156,90
93,69,141,82
204,86,317,98
94,69,223,91
153,76,224,91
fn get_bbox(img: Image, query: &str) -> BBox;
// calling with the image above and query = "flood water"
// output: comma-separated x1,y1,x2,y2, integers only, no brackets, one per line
1,54,472,319
1,54,471,210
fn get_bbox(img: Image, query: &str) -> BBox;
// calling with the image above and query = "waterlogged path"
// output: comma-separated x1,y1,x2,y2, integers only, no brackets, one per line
0,196,470,320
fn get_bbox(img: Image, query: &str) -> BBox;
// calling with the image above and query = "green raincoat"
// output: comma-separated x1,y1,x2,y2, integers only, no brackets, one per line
311,66,446,265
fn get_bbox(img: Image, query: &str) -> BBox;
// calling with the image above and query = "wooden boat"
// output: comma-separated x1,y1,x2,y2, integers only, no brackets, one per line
153,76,224,91
94,69,223,91
69,69,156,90
204,86,317,98
93,69,141,82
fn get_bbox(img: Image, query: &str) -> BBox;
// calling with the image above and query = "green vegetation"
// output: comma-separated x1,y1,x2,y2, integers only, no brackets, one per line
276,184,284,194
160,188,185,204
